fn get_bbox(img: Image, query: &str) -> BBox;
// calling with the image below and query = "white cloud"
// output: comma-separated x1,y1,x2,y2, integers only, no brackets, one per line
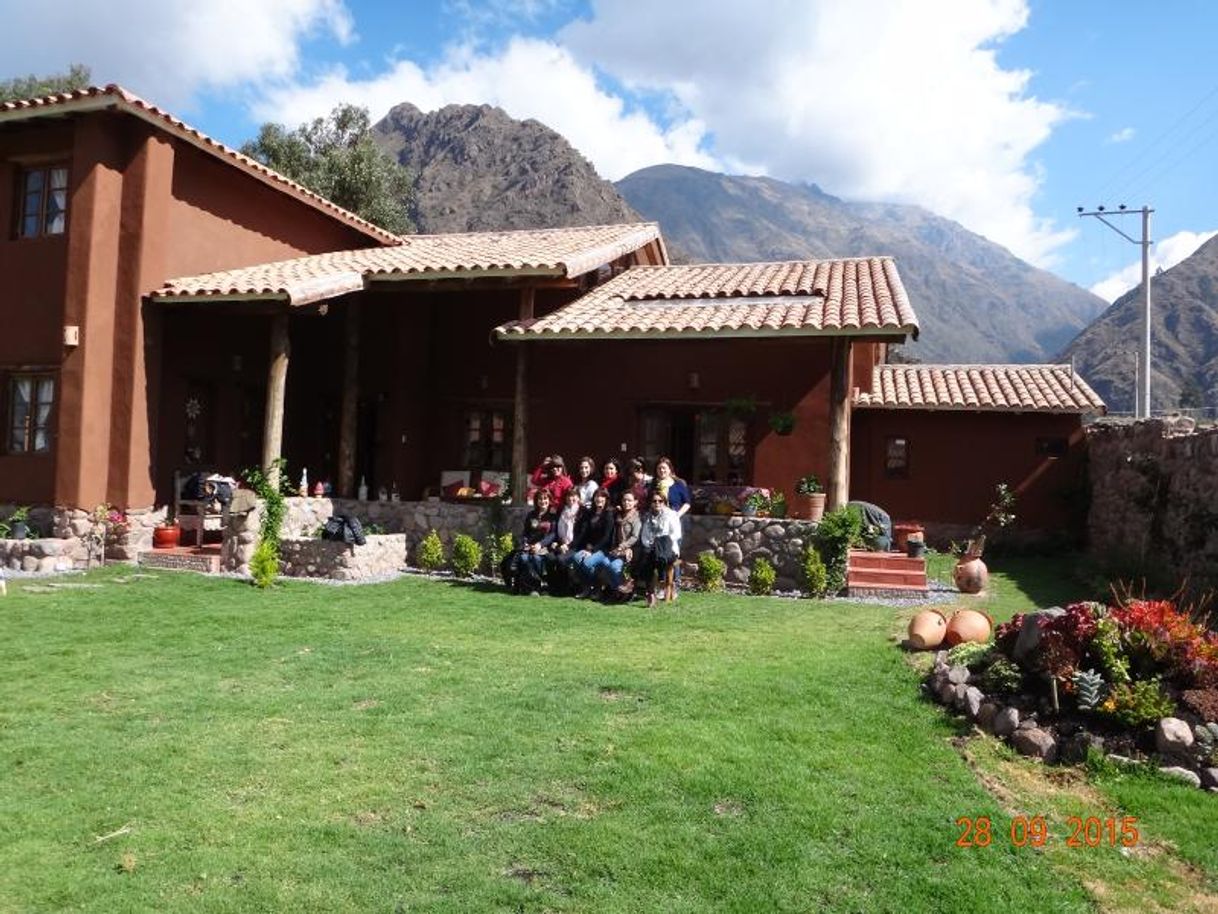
1107,126,1136,144
0,0,353,109
1089,228,1218,302
559,0,1076,265
253,37,721,180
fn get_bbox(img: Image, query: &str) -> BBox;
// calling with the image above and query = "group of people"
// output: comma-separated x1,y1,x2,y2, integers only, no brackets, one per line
501,454,692,607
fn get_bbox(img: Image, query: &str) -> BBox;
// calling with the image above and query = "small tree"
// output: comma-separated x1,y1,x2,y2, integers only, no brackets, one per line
450,534,483,578
799,546,828,598
748,558,777,596
696,550,726,592
416,529,445,574
241,104,415,234
0,65,90,103
485,530,516,578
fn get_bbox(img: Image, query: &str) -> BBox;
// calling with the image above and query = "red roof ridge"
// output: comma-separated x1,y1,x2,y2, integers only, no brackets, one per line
0,84,401,246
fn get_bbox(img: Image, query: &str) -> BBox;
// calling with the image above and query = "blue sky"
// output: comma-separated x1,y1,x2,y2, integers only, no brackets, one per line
4,0,1217,303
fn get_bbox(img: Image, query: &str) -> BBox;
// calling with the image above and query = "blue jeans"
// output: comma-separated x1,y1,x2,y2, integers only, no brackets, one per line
576,550,610,585
515,551,547,591
604,555,628,588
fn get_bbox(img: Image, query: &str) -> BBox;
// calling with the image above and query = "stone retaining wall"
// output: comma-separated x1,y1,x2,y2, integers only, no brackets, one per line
0,537,75,573
278,535,408,581
1087,419,1218,591
683,515,818,591
0,503,165,570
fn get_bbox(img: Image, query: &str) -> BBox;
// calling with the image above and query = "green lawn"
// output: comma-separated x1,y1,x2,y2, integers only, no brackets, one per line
0,562,1212,912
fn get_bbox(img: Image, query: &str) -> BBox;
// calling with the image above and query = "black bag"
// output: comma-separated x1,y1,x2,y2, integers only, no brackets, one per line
323,514,367,546
655,536,676,564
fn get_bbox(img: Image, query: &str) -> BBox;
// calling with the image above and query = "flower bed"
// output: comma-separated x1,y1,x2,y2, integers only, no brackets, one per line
926,598,1218,791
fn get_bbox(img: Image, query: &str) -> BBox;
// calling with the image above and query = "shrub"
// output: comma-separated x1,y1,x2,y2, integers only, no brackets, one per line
1091,616,1131,685
1181,688,1218,723
1099,678,1176,728
485,530,516,577
416,529,445,573
450,533,483,578
748,558,777,596
697,550,726,592
815,506,863,595
799,545,827,598
250,539,279,589
947,641,994,670
980,657,1023,695
1038,603,1100,681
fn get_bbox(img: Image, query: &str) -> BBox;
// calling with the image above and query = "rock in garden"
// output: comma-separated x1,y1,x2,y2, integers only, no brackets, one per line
977,703,998,731
933,651,949,674
963,687,984,719
1200,768,1218,789
722,543,744,567
1012,727,1057,762
992,707,1020,737
1012,608,1065,663
1196,725,1215,747
947,665,971,685
1155,717,1195,754
1158,766,1202,788
936,680,957,705
1061,731,1105,765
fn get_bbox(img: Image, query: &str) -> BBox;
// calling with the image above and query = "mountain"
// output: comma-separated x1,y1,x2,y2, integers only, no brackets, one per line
371,102,641,233
1062,235,1218,414
616,165,1108,364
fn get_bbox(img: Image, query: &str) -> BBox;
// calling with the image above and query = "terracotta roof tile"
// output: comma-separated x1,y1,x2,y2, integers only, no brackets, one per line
495,258,918,340
0,85,400,245
153,223,663,304
854,364,1106,413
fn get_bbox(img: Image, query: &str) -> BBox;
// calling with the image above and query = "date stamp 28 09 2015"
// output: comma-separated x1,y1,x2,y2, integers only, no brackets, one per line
955,816,1140,849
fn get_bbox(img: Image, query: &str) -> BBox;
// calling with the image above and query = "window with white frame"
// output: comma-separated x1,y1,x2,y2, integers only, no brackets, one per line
7,374,55,453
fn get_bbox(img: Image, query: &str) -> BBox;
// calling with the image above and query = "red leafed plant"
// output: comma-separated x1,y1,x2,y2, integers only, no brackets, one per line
1037,603,1101,682
1110,598,1218,688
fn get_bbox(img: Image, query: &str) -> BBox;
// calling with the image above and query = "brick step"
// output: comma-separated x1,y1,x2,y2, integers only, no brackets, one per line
847,567,928,587
138,549,221,574
847,550,925,572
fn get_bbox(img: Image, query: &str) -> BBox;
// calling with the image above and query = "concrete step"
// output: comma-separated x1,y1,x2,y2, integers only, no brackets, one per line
138,548,221,574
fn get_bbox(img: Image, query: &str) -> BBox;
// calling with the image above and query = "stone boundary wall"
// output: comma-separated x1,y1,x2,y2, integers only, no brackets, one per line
279,535,408,581
1087,419,1218,590
220,497,821,586
0,503,165,570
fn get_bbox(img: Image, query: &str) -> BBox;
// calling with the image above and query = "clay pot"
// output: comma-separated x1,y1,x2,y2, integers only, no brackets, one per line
945,609,993,646
802,493,826,523
953,556,988,594
152,523,180,549
892,522,924,552
907,609,948,650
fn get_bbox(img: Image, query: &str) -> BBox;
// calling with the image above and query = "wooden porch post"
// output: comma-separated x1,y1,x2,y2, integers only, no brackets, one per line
337,300,361,497
262,310,290,489
827,336,852,511
510,288,535,505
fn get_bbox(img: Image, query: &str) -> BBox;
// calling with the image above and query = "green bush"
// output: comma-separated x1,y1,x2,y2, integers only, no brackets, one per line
250,540,279,589
416,529,445,573
799,545,827,597
697,551,726,592
450,533,483,578
947,641,994,669
1101,678,1176,728
748,558,777,596
485,530,516,577
815,506,863,595
980,657,1023,695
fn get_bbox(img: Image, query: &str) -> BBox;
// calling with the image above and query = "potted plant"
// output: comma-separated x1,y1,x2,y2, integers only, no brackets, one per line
906,530,926,558
153,519,181,549
7,506,30,541
953,483,1016,595
794,474,826,522
743,490,770,517
769,410,796,436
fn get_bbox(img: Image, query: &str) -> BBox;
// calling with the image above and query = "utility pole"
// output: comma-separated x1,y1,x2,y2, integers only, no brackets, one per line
1078,204,1154,418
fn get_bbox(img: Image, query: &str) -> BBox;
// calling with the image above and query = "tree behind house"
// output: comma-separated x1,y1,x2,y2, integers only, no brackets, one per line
0,65,91,103
241,104,415,235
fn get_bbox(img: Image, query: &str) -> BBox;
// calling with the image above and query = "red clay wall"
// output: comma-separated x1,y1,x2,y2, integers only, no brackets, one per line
1,107,388,510
850,409,1088,533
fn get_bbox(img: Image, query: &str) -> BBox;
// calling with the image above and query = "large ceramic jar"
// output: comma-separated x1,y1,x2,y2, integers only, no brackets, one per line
907,609,948,649
954,556,988,594
945,608,993,646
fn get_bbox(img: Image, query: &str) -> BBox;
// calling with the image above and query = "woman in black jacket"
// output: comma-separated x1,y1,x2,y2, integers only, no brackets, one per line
571,487,616,598
504,489,557,595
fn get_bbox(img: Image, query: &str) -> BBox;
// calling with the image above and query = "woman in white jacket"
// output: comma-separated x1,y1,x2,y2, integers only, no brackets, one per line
637,491,681,607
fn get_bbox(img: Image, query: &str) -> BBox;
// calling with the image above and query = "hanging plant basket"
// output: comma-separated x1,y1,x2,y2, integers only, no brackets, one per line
769,410,796,436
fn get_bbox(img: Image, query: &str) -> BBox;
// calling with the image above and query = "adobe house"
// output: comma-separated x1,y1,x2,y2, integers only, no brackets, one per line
1,84,1104,552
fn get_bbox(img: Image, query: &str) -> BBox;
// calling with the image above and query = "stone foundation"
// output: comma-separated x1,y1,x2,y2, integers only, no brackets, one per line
683,515,818,591
278,535,408,580
0,537,75,573
0,503,166,570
